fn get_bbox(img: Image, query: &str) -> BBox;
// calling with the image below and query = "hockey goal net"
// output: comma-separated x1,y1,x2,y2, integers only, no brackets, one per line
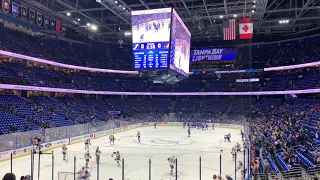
58,172,79,180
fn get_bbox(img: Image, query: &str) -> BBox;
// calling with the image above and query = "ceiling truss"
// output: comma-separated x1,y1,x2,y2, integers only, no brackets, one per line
21,0,320,42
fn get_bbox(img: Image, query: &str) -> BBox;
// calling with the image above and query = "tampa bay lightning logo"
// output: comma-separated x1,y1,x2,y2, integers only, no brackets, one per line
132,44,139,50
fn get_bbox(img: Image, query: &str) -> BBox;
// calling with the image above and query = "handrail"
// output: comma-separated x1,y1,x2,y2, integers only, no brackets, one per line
1,49,320,75
1,83,320,95
0,50,139,74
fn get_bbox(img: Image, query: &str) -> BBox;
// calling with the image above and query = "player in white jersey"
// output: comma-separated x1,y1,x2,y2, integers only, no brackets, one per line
236,142,241,152
167,156,176,176
109,135,115,145
111,151,121,166
85,139,91,150
62,144,68,161
95,147,101,164
136,131,141,142
231,146,236,159
78,166,90,180
85,150,91,168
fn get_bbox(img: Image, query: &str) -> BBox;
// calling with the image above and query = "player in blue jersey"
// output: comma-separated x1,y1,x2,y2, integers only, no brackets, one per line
240,131,245,141
187,128,190,137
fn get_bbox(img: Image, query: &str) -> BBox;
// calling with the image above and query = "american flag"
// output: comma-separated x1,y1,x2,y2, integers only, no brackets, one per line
223,19,236,40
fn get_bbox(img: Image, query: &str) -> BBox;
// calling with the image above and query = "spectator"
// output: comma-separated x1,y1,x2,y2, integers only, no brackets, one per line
2,173,16,180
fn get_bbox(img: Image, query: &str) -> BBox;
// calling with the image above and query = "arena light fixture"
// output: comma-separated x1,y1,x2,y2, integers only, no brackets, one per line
77,18,81,22
252,10,255,13
115,0,118,3
91,25,97,31
122,7,126,10
285,20,289,23
124,32,132,36
233,14,237,18
219,15,223,18
279,20,283,24
66,12,71,16
86,23,91,27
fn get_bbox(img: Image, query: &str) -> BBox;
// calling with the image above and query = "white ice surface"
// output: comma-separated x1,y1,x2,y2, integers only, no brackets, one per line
0,126,246,180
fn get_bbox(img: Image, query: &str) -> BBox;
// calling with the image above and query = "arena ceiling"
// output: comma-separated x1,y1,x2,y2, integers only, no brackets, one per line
24,0,320,43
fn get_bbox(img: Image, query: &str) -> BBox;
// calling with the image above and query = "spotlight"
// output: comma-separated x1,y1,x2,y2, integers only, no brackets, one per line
279,20,283,24
77,18,81,22
91,25,97,31
67,12,71,16
219,15,223,18
87,23,91,27
252,10,255,13
285,20,289,23
253,5,256,8
233,14,237,17
115,0,118,3
122,7,126,10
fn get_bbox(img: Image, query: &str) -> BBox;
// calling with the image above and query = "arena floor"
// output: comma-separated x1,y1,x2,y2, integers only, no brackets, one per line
0,126,246,180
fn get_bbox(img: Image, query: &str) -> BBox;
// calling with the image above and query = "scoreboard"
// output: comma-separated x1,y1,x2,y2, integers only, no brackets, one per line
132,8,191,80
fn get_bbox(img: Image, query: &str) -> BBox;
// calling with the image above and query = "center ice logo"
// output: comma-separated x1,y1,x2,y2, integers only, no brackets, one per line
150,137,192,146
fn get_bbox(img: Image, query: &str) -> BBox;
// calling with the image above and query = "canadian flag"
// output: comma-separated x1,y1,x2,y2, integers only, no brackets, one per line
239,18,253,39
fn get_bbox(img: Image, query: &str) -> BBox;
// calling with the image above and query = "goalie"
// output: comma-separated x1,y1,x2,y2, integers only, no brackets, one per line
78,166,91,180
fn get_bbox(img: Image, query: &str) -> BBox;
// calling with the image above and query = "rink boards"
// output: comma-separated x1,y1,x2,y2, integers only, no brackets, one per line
0,122,243,162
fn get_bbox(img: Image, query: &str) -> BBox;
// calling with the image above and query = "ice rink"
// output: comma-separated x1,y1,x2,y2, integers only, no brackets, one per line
132,20,171,43
0,126,246,180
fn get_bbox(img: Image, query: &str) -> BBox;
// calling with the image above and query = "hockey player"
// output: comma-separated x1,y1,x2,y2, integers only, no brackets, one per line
109,135,115,145
205,123,208,130
183,122,186,129
236,142,241,152
62,144,67,161
224,133,231,142
78,166,90,180
167,156,176,176
231,146,236,159
95,147,101,164
111,151,121,166
212,123,215,130
85,139,91,150
187,128,191,137
136,131,141,142
85,150,91,168
240,131,245,141
154,122,157,129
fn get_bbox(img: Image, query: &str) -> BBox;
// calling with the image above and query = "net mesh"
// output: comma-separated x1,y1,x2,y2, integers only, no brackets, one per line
58,172,77,180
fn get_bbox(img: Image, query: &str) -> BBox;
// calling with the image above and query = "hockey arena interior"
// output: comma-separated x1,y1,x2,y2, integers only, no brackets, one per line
1,0,320,180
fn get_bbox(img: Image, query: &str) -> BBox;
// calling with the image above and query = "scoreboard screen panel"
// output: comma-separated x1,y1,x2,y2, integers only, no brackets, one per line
169,9,191,76
132,8,172,70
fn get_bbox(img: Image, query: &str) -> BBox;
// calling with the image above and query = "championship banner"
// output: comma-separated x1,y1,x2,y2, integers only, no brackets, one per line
37,12,42,26
61,24,66,35
56,21,61,33
43,16,49,28
50,19,55,30
29,9,35,23
190,47,237,62
21,6,27,20
2,0,10,13
11,1,19,17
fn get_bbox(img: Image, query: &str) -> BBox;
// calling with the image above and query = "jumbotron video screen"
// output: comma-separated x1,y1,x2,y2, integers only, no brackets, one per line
132,8,172,70
132,8,191,77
